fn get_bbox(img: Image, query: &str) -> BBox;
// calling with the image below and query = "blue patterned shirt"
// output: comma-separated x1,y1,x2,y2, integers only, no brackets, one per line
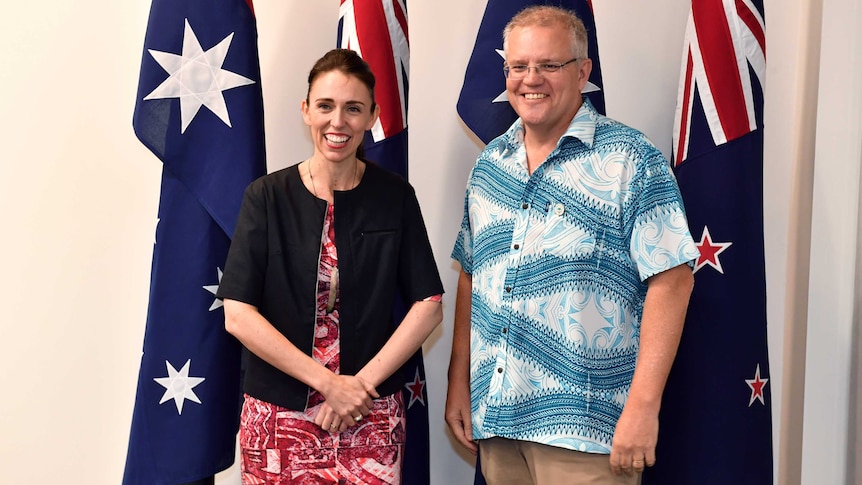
451,99,699,453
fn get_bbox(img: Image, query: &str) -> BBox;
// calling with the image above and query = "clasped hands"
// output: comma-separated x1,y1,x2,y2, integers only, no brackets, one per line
313,374,379,433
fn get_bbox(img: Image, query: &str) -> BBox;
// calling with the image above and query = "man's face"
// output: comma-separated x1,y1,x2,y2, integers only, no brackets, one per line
505,25,592,138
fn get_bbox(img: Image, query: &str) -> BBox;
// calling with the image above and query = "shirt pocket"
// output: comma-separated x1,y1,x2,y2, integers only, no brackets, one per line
541,202,595,259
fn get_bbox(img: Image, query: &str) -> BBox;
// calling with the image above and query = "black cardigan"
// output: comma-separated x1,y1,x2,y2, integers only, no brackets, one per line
217,162,444,411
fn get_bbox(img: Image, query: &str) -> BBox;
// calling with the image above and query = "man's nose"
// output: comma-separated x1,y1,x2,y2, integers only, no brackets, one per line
523,66,544,83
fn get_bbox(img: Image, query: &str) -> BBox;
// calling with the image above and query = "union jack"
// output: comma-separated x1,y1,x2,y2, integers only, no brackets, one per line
339,0,409,144
673,0,766,164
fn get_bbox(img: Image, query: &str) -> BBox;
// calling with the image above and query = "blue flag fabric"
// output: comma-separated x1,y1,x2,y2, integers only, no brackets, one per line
124,0,265,483
338,2,432,484
457,0,605,144
643,1,772,484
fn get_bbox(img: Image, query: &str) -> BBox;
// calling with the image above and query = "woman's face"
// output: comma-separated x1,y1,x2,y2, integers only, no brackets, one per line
301,70,379,164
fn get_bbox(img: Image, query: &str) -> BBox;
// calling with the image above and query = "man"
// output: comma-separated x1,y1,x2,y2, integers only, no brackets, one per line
446,6,699,484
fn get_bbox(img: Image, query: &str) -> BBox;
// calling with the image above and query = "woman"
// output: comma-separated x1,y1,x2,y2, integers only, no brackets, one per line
217,49,444,484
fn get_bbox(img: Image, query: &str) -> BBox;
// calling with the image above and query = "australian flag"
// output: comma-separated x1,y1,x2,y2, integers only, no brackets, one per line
643,1,773,484
123,0,265,483
457,0,605,144
338,2,432,484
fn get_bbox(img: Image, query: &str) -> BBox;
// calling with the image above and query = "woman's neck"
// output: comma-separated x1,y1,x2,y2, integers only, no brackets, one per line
304,157,362,202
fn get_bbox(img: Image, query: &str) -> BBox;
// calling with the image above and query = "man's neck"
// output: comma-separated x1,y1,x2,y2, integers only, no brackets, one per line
524,135,558,175
523,122,574,175
522,100,583,174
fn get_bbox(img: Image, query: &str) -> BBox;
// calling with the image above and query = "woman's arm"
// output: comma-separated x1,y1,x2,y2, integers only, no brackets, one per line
314,298,442,429
224,299,375,431
355,299,443,389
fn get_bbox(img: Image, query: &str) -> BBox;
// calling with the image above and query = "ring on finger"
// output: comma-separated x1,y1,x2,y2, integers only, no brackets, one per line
353,414,363,422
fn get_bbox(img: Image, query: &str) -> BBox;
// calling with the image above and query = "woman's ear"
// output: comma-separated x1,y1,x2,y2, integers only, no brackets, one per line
301,99,311,126
366,103,381,130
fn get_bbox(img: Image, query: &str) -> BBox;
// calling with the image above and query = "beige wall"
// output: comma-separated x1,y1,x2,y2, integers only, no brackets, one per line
800,0,862,483
0,0,856,483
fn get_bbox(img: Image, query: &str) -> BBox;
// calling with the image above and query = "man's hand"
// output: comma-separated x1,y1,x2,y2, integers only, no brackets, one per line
609,403,658,475
446,269,478,454
445,377,477,454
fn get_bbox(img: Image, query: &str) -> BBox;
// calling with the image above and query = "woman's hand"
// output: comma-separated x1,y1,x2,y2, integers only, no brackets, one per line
315,402,349,433
314,374,378,431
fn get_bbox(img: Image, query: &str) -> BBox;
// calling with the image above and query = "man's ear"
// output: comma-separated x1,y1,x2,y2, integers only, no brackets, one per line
577,58,593,91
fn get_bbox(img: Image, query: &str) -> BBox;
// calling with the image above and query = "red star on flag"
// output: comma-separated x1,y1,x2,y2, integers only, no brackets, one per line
694,226,733,274
745,363,769,407
405,367,426,409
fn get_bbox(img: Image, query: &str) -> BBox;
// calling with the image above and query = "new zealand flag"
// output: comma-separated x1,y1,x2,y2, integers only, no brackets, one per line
123,0,266,483
643,1,773,483
457,0,605,144
338,2,432,484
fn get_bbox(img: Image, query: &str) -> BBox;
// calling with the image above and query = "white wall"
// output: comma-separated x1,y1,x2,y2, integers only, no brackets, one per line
0,0,157,482
801,0,862,483
0,0,856,483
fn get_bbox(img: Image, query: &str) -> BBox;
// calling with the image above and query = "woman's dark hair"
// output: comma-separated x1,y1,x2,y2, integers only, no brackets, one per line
307,49,376,160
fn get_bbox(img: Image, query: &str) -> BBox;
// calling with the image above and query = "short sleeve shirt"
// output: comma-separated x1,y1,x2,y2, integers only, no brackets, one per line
451,99,699,453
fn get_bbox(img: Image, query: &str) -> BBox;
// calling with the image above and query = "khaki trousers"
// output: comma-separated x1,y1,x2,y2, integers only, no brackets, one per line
479,437,640,485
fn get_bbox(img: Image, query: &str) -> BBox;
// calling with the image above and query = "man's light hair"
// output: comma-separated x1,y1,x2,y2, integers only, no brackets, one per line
502,5,588,59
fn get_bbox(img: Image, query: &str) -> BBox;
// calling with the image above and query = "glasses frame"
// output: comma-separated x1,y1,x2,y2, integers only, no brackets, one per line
503,57,580,79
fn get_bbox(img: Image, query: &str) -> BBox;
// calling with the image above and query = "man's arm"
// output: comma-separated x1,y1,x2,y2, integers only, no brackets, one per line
444,269,477,454
609,263,694,475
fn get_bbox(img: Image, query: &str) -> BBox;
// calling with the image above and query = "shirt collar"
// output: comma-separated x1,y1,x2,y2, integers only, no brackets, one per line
563,97,598,148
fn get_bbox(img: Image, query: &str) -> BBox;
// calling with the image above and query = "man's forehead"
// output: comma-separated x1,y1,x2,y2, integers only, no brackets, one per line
505,26,573,61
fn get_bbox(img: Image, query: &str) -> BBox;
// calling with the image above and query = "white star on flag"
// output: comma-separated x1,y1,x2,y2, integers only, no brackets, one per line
154,359,205,414
203,267,224,311
144,19,255,133
493,48,601,104
493,49,508,103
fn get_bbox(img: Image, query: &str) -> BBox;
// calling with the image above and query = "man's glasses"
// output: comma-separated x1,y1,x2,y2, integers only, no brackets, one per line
503,58,580,80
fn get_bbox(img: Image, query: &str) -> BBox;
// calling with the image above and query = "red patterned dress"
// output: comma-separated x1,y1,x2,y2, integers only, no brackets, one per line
239,205,407,485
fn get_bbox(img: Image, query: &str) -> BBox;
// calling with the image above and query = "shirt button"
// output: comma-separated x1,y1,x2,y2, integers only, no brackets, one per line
554,203,565,216
505,286,511,292
522,203,529,209
513,244,519,250
497,368,503,373
502,327,508,334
